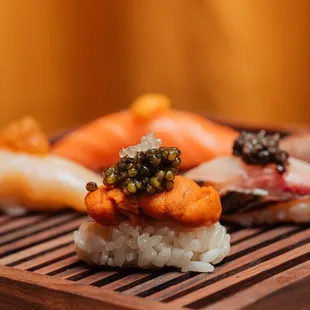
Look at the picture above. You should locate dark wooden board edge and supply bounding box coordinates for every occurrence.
[0,266,181,310]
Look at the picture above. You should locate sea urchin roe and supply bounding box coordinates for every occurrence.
[233,130,288,174]
[102,147,182,196]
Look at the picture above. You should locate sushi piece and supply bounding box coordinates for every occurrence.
[74,134,230,272]
[0,117,101,213]
[52,93,238,170]
[185,130,310,225]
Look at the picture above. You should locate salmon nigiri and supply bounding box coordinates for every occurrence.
[52,94,238,170]
[0,117,101,213]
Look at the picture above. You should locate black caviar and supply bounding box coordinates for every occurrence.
[86,181,98,192]
[233,130,288,173]
[102,147,181,195]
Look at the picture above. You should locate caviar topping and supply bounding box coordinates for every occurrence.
[86,181,98,192]
[102,146,181,195]
[233,130,288,174]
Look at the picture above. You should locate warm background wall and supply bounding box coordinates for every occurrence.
[0,0,309,133]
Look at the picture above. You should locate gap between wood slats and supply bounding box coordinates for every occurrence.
[145,227,306,301]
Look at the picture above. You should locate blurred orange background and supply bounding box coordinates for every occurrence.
[0,0,309,133]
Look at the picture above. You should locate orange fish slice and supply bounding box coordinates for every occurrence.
[52,94,238,170]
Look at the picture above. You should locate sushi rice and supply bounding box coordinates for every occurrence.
[74,220,230,273]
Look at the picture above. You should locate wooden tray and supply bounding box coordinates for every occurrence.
[1,123,310,310]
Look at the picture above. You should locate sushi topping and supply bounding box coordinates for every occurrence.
[0,116,49,155]
[103,146,181,195]
[119,133,162,158]
[233,130,289,174]
[86,181,98,192]
[130,93,171,120]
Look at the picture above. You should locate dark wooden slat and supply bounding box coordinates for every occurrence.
[14,243,76,270]
[118,272,182,295]
[102,272,155,290]
[230,228,265,245]
[35,255,82,275]
[77,271,118,285]
[205,260,310,310]
[0,214,19,225]
[0,213,79,246]
[0,216,86,258]
[227,226,296,257]
[170,234,310,307]
[0,266,176,310]
[0,214,47,236]
[146,227,307,302]
[0,232,74,265]
[56,265,92,280]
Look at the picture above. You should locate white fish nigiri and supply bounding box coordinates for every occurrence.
[0,116,101,213]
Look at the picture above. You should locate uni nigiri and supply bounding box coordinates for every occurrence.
[0,117,101,213]
[52,94,238,170]
[74,134,230,272]
[185,131,310,225]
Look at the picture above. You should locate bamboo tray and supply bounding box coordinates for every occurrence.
[1,123,310,310]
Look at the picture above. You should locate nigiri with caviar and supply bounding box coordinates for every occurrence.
[74,133,230,272]
[185,130,310,225]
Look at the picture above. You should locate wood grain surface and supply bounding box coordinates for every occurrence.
[0,210,309,309]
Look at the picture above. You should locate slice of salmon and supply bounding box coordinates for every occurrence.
[52,95,238,170]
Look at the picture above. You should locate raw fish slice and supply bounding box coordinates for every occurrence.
[52,94,238,170]
[184,156,310,223]
[0,117,101,213]
[280,133,310,164]
[0,151,101,212]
